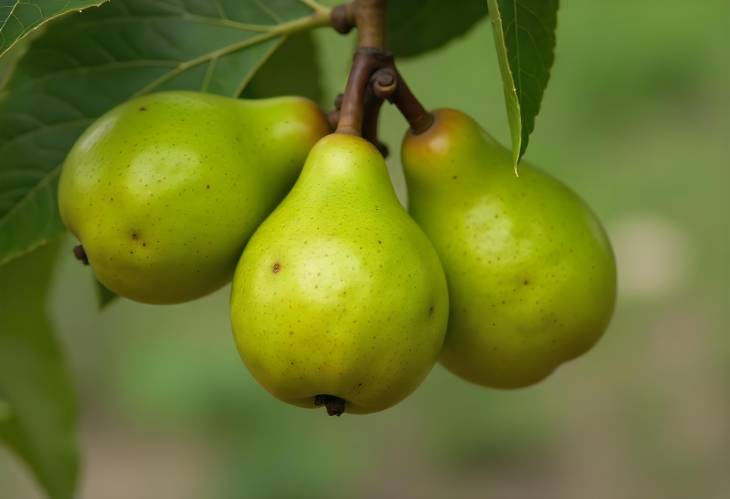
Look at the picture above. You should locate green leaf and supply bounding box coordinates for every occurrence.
[94,278,116,309]
[242,31,323,103]
[0,398,10,422]
[488,0,558,165]
[0,241,79,499]
[0,0,109,59]
[388,0,488,57]
[0,29,28,90]
[0,0,330,267]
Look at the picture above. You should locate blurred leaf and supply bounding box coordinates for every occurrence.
[0,0,331,267]
[488,0,558,165]
[0,30,30,91]
[94,278,116,309]
[0,0,108,58]
[0,398,10,422]
[388,0,488,57]
[0,241,79,499]
[242,31,323,103]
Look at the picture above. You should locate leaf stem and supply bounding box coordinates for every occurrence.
[298,0,332,16]
[133,9,332,97]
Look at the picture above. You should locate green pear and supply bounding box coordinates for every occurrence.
[230,134,449,415]
[402,109,616,389]
[58,91,329,304]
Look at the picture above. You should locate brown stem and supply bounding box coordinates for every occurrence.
[328,68,393,155]
[326,93,343,132]
[333,0,389,136]
[389,69,434,134]
[361,68,397,156]
[327,110,340,132]
[354,0,387,49]
[361,86,387,156]
[361,86,382,143]
[335,48,392,135]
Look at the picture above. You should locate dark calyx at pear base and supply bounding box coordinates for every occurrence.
[314,394,346,416]
[73,245,89,265]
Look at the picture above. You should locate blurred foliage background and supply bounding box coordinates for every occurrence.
[1,0,729,497]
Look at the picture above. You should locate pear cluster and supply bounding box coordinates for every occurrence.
[58,92,616,416]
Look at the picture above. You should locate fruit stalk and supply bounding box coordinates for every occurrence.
[328,64,395,155]
[361,68,396,156]
[388,69,434,134]
[334,0,390,136]
[336,48,392,135]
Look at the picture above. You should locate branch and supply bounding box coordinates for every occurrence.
[354,0,387,49]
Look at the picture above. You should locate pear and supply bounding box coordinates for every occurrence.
[230,134,449,415]
[58,91,329,304]
[401,109,616,389]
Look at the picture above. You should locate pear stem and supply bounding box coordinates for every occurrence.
[388,69,434,134]
[334,0,389,136]
[335,48,392,135]
[361,68,396,156]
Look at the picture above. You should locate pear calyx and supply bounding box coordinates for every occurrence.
[314,395,346,417]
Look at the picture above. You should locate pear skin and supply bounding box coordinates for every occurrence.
[230,134,449,414]
[58,91,328,304]
[402,109,616,389]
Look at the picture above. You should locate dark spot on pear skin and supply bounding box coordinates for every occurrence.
[272,262,281,273]
[131,232,139,240]
[523,279,530,285]
[139,107,147,112]
[429,305,434,316]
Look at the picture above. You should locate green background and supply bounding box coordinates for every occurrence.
[1,0,728,497]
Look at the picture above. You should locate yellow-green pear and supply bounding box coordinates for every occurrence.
[230,134,449,415]
[58,91,329,304]
[402,109,616,389]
